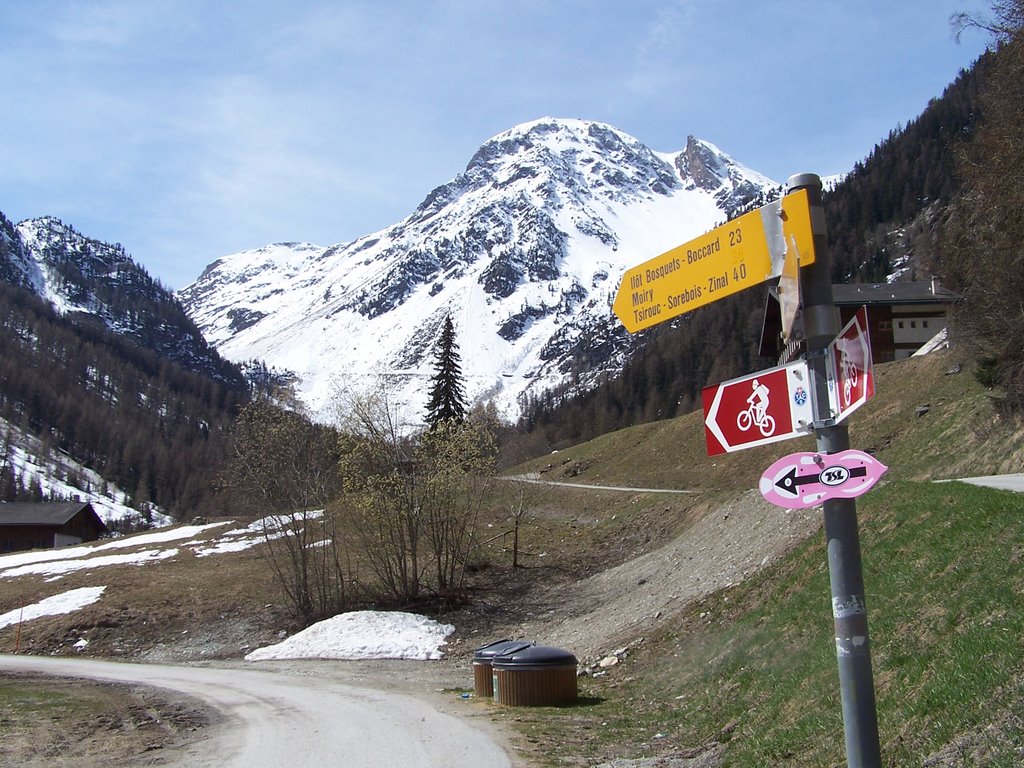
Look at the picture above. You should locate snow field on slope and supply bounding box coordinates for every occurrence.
[210,184,737,424]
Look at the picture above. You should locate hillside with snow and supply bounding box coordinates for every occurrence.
[179,118,779,423]
[0,416,163,527]
[1,213,243,386]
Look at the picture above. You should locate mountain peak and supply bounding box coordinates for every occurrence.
[2,216,244,386]
[180,118,778,422]
[675,135,779,217]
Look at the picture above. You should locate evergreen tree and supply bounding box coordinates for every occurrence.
[424,315,467,429]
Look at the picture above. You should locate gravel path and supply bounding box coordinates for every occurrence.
[0,655,513,768]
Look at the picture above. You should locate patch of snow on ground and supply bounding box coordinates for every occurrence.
[0,586,106,629]
[0,524,228,573]
[191,536,267,557]
[912,328,949,356]
[0,521,460,664]
[188,512,321,557]
[95,522,233,549]
[244,611,455,662]
[0,522,229,571]
[246,510,325,533]
[1,549,179,580]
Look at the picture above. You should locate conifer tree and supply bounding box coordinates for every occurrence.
[424,315,467,429]
[939,2,1024,411]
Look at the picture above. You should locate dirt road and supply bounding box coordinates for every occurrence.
[0,655,511,767]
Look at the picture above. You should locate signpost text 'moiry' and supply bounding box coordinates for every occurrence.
[612,188,816,333]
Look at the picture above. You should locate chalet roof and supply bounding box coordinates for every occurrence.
[0,502,106,530]
[830,281,958,306]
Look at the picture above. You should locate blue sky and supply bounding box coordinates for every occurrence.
[1,1,993,289]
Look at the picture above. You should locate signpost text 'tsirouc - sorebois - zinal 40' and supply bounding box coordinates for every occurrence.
[612,187,815,333]
[613,174,884,768]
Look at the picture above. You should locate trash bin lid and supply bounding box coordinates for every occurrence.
[473,639,533,661]
[492,644,577,668]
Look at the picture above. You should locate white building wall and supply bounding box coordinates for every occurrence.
[892,304,947,360]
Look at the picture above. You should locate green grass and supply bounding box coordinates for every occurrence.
[0,676,85,717]
[493,349,1024,765]
[514,479,1024,766]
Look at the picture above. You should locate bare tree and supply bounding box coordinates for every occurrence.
[496,476,553,569]
[952,0,1024,43]
[225,399,347,622]
[335,383,496,604]
[336,384,426,602]
[418,419,496,596]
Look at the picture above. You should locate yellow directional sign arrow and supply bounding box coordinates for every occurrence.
[613,188,816,333]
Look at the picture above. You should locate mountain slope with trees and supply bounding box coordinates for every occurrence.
[0,212,250,519]
[0,282,245,517]
[935,2,1024,410]
[519,43,1004,450]
[5,214,244,387]
[3,7,1019,521]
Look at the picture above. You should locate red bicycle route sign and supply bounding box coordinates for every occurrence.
[702,361,814,456]
[827,305,875,423]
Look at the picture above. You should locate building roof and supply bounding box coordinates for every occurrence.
[830,281,958,306]
[0,502,106,530]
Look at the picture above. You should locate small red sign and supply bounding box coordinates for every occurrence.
[703,361,814,456]
[828,305,875,422]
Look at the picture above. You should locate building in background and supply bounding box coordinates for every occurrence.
[760,279,957,365]
[0,502,108,551]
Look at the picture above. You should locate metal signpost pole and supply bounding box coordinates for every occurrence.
[787,173,882,767]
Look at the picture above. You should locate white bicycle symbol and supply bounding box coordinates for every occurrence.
[737,402,776,437]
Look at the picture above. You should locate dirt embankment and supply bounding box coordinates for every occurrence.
[501,490,819,664]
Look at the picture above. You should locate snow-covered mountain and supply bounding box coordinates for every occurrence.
[1,214,241,385]
[179,118,779,422]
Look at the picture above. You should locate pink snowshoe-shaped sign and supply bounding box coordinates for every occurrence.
[759,449,888,509]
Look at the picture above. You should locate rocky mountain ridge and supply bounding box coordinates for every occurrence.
[179,118,779,422]
[1,213,242,387]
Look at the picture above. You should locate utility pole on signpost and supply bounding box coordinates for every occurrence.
[788,173,882,767]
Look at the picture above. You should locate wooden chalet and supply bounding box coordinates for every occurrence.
[760,279,958,365]
[0,502,108,552]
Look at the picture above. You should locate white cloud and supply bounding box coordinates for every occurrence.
[0,0,994,289]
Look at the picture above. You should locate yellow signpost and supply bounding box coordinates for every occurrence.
[613,188,817,333]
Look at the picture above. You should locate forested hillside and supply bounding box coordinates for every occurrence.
[826,52,991,283]
[2,213,245,387]
[935,8,1024,410]
[0,208,255,517]
[0,282,246,517]
[520,50,993,450]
